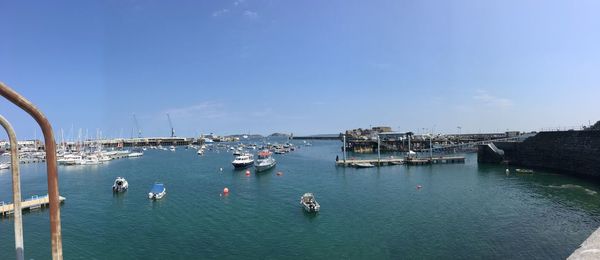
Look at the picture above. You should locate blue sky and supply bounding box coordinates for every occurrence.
[1,0,599,139]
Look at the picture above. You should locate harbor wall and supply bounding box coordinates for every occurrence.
[479,131,600,178]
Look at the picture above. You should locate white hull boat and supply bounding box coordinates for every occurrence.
[148,183,166,200]
[255,150,276,172]
[112,177,129,192]
[300,193,320,213]
[232,153,254,169]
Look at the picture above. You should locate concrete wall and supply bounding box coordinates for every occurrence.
[480,131,600,178]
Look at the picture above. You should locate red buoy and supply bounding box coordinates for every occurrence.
[245,170,251,176]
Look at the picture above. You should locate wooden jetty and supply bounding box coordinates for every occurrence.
[0,195,66,216]
[336,156,465,167]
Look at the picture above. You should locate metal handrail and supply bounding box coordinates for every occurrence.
[0,82,63,260]
[0,114,24,260]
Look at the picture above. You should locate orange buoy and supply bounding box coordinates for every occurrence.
[245,170,251,176]
[223,187,229,194]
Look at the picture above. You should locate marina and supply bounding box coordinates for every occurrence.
[1,140,598,259]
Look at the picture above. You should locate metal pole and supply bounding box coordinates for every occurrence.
[0,115,24,260]
[377,134,381,166]
[343,134,347,163]
[0,82,63,260]
[430,135,433,159]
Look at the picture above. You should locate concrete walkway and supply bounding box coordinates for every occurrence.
[569,227,600,259]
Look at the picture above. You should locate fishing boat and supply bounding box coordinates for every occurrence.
[148,183,166,200]
[112,177,129,192]
[232,153,254,169]
[300,193,320,213]
[354,162,375,168]
[255,150,276,172]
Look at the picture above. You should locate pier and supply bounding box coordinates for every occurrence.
[336,156,465,167]
[0,195,66,216]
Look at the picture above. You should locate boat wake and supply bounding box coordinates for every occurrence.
[547,184,597,195]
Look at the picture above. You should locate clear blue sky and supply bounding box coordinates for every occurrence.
[1,0,599,139]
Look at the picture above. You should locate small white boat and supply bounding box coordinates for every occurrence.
[354,162,375,168]
[148,183,166,200]
[255,150,276,172]
[169,146,176,152]
[516,168,534,174]
[58,154,83,165]
[0,162,10,170]
[300,193,320,213]
[112,177,128,192]
[232,153,254,169]
[197,149,204,155]
[129,148,144,157]
[81,155,100,165]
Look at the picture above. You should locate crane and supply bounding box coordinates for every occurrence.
[167,113,175,137]
[133,113,142,138]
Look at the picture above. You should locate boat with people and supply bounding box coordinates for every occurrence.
[255,150,276,172]
[300,193,320,213]
[148,183,166,200]
[232,153,254,169]
[112,177,129,192]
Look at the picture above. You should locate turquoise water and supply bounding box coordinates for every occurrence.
[1,140,600,259]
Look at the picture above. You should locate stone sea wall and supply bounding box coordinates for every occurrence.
[479,131,600,178]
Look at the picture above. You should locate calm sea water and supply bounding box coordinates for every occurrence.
[1,140,600,259]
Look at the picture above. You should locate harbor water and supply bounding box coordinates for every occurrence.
[1,140,600,259]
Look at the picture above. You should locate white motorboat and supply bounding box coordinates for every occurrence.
[0,162,10,170]
[129,148,144,157]
[148,183,166,200]
[112,177,129,192]
[232,153,254,169]
[58,154,83,165]
[255,150,276,172]
[169,146,176,152]
[81,155,100,165]
[354,162,375,168]
[300,193,320,213]
[197,149,204,155]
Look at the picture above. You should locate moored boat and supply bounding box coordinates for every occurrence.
[0,162,9,170]
[148,183,166,200]
[112,177,129,192]
[255,150,276,172]
[300,193,320,212]
[354,162,375,168]
[129,148,144,157]
[232,153,254,169]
